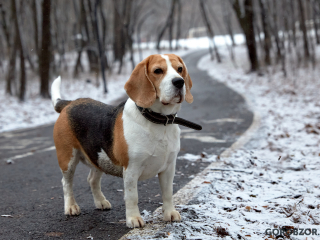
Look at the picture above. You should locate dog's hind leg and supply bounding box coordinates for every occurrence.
[87,168,112,210]
[61,148,81,215]
[54,111,82,215]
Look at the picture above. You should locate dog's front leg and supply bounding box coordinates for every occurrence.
[158,160,181,222]
[123,169,145,228]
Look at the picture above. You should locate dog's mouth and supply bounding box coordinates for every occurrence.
[161,93,183,105]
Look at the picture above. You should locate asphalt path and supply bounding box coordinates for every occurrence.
[0,50,253,240]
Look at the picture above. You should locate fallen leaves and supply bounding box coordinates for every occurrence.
[305,123,320,134]
[215,226,230,237]
[223,205,237,212]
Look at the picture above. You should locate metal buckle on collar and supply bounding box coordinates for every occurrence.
[164,115,169,126]
[172,114,176,124]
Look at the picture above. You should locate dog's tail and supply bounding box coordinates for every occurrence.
[51,76,71,113]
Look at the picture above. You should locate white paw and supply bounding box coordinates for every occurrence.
[65,204,81,215]
[126,216,145,228]
[163,210,181,222]
[95,199,112,210]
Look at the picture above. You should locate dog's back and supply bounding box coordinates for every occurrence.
[52,77,127,178]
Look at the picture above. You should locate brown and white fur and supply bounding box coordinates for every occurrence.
[51,54,193,228]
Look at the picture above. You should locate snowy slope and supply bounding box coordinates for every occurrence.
[128,45,320,239]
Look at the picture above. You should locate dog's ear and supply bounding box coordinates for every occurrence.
[124,57,156,108]
[177,56,193,104]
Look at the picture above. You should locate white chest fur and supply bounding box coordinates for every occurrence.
[122,99,181,181]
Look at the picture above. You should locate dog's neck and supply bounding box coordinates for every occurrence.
[149,99,181,115]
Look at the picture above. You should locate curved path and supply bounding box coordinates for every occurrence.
[0,50,253,239]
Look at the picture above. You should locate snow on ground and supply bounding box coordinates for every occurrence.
[136,46,320,239]
[0,49,191,133]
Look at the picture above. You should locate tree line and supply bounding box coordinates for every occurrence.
[1,0,319,101]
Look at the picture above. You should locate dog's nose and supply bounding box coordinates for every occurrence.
[172,78,184,89]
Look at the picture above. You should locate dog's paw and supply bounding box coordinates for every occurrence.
[95,199,112,210]
[65,204,81,215]
[163,210,181,222]
[126,216,145,228]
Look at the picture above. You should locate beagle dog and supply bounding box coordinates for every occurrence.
[51,54,193,228]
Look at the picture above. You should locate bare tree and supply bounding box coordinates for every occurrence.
[0,3,11,53]
[39,0,51,98]
[290,0,297,47]
[156,0,177,50]
[175,0,182,50]
[31,0,39,65]
[270,0,282,62]
[12,0,26,101]
[312,0,320,44]
[1,2,15,95]
[113,0,125,69]
[221,0,236,46]
[92,0,107,93]
[6,36,17,96]
[259,0,271,65]
[298,0,310,59]
[199,0,221,63]
[123,0,134,70]
[73,0,86,77]
[230,0,259,71]
[137,10,154,61]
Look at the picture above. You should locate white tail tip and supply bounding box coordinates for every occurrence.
[51,76,61,108]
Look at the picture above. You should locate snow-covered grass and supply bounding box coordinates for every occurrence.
[0,49,191,133]
[130,45,320,239]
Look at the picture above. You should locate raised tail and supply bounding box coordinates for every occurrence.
[51,76,71,113]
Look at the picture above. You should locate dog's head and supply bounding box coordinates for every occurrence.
[124,54,193,110]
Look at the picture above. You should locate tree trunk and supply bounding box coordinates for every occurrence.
[99,0,107,48]
[175,0,181,50]
[122,0,134,71]
[93,0,107,93]
[39,0,51,98]
[297,0,310,59]
[156,0,176,50]
[259,0,271,65]
[168,0,176,50]
[31,0,39,62]
[137,10,154,61]
[113,0,125,63]
[73,0,86,77]
[98,0,109,71]
[230,0,259,71]
[290,0,297,46]
[272,0,282,62]
[6,34,18,96]
[0,3,11,53]
[12,0,26,101]
[221,0,236,46]
[199,0,221,63]
[313,0,320,44]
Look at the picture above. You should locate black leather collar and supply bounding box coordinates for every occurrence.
[135,104,202,131]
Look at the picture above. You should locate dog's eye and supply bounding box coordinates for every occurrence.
[154,69,163,74]
[178,67,183,73]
